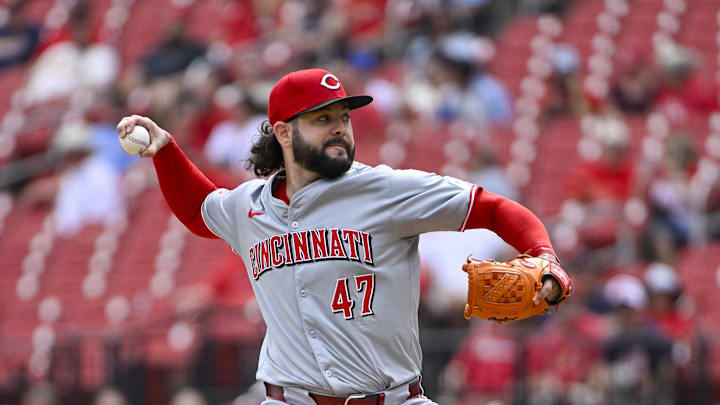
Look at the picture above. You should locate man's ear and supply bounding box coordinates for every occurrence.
[273,121,292,148]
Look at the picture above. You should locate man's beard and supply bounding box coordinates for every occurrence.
[292,124,355,179]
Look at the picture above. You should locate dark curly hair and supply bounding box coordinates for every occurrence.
[246,120,285,177]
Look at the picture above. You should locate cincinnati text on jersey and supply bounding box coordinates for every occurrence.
[248,228,375,280]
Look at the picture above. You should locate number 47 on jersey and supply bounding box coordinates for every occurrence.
[331,274,375,319]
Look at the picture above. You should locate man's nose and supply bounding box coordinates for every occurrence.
[331,119,347,135]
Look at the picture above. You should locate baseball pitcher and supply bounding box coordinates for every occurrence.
[117,69,571,405]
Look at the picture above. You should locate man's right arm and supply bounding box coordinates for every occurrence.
[117,115,218,239]
[153,139,218,238]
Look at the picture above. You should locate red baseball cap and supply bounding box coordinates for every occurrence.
[268,68,373,125]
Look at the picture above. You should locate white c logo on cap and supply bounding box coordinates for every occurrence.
[320,73,341,90]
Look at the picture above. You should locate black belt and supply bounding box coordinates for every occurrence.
[264,378,423,405]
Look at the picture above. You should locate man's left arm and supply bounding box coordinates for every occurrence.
[462,187,570,305]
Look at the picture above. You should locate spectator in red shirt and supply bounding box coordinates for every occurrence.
[216,0,260,48]
[439,322,517,403]
[654,42,719,121]
[565,116,636,250]
[566,116,634,204]
[173,249,253,317]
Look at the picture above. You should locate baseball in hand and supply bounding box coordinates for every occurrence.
[120,125,150,155]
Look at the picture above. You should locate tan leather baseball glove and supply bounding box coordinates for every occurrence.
[462,254,572,322]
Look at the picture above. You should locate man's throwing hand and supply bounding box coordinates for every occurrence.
[117,115,171,158]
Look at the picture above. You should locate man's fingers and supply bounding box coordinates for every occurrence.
[132,115,156,133]
[117,117,136,138]
[534,279,553,306]
[117,115,155,138]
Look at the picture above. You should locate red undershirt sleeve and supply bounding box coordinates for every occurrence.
[152,139,219,239]
[463,188,557,258]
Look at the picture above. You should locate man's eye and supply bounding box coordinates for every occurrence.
[317,115,328,122]
[342,114,350,121]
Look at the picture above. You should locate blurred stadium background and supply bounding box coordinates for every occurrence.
[1,0,720,404]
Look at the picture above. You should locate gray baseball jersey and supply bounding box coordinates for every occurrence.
[201,162,476,395]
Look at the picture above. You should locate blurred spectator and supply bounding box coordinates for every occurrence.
[0,1,41,71]
[407,41,510,126]
[567,115,635,203]
[177,60,230,151]
[439,322,517,403]
[470,63,514,126]
[20,383,55,405]
[640,134,698,262]
[602,272,648,311]
[173,249,252,318]
[212,0,260,49]
[434,32,513,125]
[643,262,704,402]
[141,20,205,80]
[525,306,610,405]
[526,306,609,389]
[18,93,133,236]
[611,45,657,114]
[346,0,388,46]
[296,0,388,54]
[124,19,206,124]
[643,263,691,340]
[51,119,128,236]
[404,6,455,69]
[543,43,587,118]
[602,274,673,405]
[565,116,635,251]
[469,150,519,201]
[203,86,269,176]
[23,2,119,105]
[654,42,719,122]
[358,64,402,123]
[169,387,207,405]
[93,387,128,405]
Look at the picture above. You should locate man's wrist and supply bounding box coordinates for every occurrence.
[528,246,558,262]
[538,252,560,265]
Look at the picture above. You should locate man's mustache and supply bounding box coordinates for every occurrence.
[323,137,352,151]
